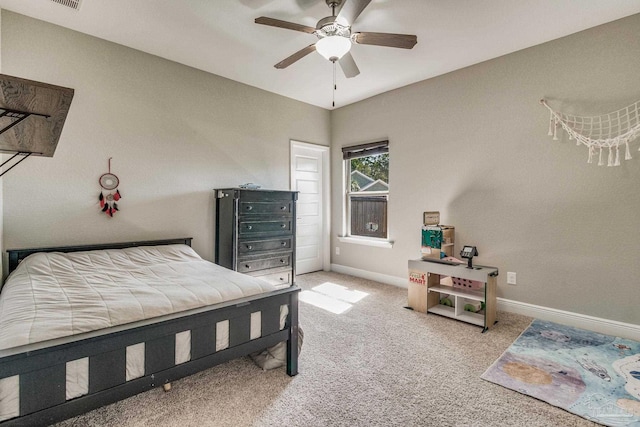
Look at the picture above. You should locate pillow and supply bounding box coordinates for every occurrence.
[250,326,304,370]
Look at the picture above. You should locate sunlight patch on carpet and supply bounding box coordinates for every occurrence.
[481,319,640,426]
[299,282,369,314]
[313,282,368,303]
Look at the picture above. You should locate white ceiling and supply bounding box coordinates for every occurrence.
[1,0,639,110]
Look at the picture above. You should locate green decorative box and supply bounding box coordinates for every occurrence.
[421,225,454,259]
[422,226,443,249]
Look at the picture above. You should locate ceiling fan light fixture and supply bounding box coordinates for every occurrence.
[316,36,351,61]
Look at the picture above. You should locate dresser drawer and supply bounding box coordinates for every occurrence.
[238,218,293,236]
[238,237,292,254]
[237,252,292,273]
[240,201,293,215]
[253,270,292,288]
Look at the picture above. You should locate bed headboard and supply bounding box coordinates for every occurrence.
[6,237,193,274]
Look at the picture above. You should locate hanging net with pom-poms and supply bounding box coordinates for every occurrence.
[541,99,640,166]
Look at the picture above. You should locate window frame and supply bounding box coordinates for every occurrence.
[341,140,392,246]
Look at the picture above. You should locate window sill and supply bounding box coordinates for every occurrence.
[337,236,394,248]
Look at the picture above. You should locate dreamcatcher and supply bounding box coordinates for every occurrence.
[98,158,122,217]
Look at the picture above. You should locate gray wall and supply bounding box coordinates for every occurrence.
[0,11,330,263]
[2,10,639,325]
[331,14,640,325]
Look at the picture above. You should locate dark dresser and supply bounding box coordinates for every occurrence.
[215,188,297,289]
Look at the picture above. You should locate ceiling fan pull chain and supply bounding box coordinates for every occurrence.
[332,60,337,107]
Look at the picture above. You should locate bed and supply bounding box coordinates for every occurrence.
[0,237,300,426]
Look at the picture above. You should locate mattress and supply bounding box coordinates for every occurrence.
[0,244,292,422]
[0,244,278,351]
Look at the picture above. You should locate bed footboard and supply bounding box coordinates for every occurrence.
[0,286,300,426]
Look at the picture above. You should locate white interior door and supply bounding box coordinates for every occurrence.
[290,141,329,275]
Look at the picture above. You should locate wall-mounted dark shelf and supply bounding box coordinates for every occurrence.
[0,74,74,177]
[0,107,49,177]
[0,107,50,136]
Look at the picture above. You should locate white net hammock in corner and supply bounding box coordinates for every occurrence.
[541,99,640,166]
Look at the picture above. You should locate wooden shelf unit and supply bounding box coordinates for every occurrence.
[407,259,498,332]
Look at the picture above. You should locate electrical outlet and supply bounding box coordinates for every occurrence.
[335,247,340,255]
[507,272,517,285]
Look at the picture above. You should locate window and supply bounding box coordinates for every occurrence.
[343,141,389,239]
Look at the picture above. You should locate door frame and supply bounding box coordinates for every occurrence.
[290,140,331,272]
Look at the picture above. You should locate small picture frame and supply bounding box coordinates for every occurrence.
[423,211,440,226]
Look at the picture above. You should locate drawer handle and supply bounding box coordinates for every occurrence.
[247,225,253,230]
[245,264,251,269]
[246,245,253,250]
[246,206,253,211]
[280,206,287,210]
[280,224,286,228]
[281,241,287,246]
[279,277,285,281]
[280,259,286,264]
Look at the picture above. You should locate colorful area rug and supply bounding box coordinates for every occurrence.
[482,320,640,426]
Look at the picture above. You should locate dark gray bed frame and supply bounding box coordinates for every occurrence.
[0,237,300,426]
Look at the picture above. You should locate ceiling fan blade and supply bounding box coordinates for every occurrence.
[336,0,372,26]
[255,16,317,34]
[275,44,317,69]
[338,52,360,78]
[353,32,417,49]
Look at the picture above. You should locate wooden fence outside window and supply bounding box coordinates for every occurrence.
[350,195,388,238]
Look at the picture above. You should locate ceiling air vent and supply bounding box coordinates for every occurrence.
[50,0,81,10]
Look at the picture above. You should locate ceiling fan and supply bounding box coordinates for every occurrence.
[255,0,417,78]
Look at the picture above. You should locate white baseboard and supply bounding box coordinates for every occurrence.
[496,298,640,341]
[331,263,407,288]
[330,263,640,341]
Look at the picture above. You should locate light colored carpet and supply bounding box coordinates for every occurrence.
[56,271,598,427]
